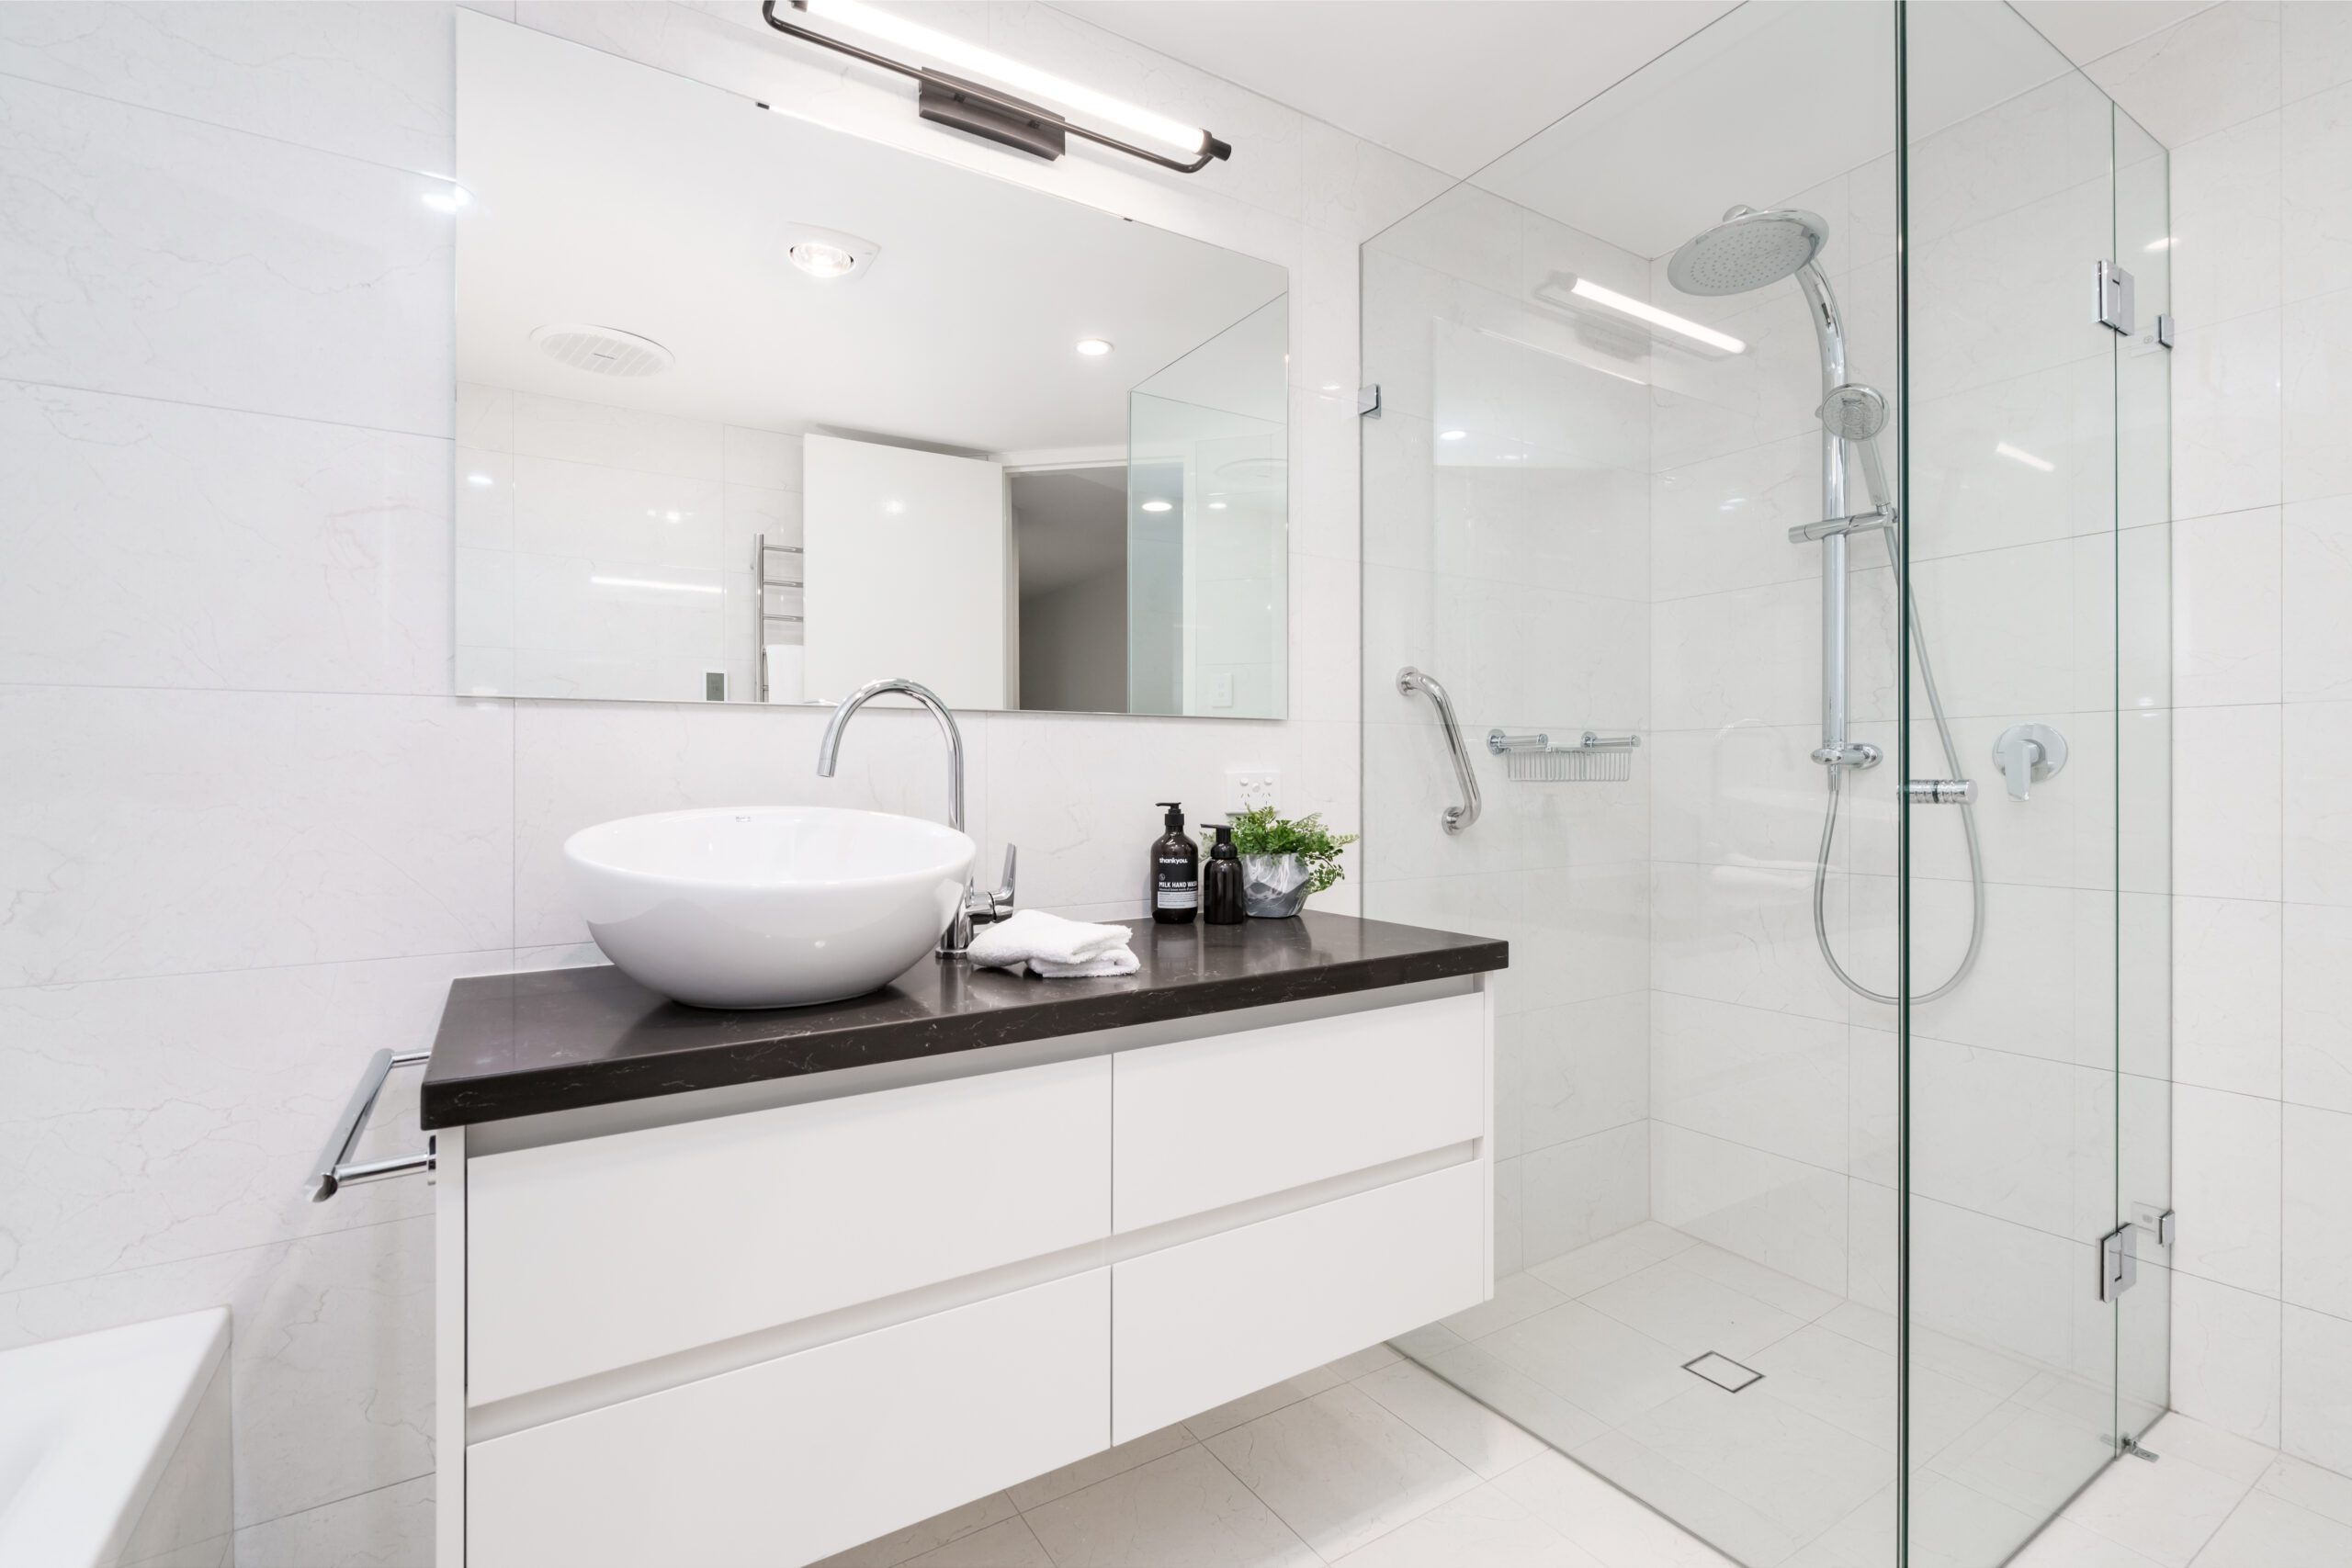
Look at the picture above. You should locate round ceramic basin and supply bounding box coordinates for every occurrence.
[563,807,976,1009]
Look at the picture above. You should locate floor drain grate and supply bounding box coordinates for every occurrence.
[1684,1351,1763,1393]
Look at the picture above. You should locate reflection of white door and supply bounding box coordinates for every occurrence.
[803,434,1009,709]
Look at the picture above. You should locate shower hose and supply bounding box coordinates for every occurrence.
[1812,525,1986,1005]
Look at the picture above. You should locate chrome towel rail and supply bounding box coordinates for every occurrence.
[1396,666,1482,835]
[308,1048,434,1201]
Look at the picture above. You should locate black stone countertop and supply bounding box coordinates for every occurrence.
[421,912,1507,1129]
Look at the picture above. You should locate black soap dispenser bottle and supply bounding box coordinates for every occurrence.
[1204,823,1245,925]
[1150,801,1198,924]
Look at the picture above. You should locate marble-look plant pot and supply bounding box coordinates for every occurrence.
[1240,853,1313,918]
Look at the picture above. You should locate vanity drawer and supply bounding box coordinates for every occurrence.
[468,1269,1110,1568]
[1111,1160,1487,1443]
[1112,990,1486,1232]
[467,1055,1110,1404]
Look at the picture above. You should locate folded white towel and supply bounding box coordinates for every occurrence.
[969,908,1136,976]
[1029,947,1142,979]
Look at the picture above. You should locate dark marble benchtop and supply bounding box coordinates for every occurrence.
[421,912,1507,1129]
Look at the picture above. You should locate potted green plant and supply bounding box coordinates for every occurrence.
[1226,807,1358,918]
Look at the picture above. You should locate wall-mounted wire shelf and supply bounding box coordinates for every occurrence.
[1487,728,1640,783]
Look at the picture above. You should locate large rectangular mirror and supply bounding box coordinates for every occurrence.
[455,18,1290,716]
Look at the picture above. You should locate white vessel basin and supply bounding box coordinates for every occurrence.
[564,807,976,1009]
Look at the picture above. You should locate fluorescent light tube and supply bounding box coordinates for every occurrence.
[800,0,1210,156]
[1559,275,1745,355]
[590,576,723,594]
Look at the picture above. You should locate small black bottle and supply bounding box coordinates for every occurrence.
[1203,823,1245,925]
[1150,801,1199,924]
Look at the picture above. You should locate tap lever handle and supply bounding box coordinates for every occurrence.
[1992,722,2067,803]
[968,843,1017,923]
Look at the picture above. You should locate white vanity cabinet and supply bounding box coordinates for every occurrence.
[435,979,1496,1568]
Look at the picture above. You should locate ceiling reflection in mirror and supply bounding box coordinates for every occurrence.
[455,18,1290,716]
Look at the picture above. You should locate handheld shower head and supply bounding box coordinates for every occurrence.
[1667,205,1830,296]
[1819,383,1888,441]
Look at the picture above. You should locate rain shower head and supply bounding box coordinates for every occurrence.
[1667,205,1830,296]
[1819,383,1889,441]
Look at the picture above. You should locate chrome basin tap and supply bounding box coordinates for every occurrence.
[816,677,1015,956]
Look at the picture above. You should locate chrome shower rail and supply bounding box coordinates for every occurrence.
[1396,667,1481,834]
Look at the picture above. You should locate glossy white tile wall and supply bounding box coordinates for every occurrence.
[0,2,1440,1559]
[2086,0,2352,1478]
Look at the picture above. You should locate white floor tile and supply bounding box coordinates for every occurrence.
[1327,1481,1606,1568]
[1580,1258,1811,1359]
[2062,1447,2254,1568]
[1526,1222,1698,1298]
[1203,1383,1480,1560]
[1494,1450,1740,1568]
[900,1515,1056,1568]
[1356,1359,1552,1478]
[1474,1300,1696,1427]
[1183,1366,1346,1440]
[2140,1411,2281,1487]
[1443,1269,1569,1339]
[1005,1425,1193,1513]
[815,1495,1020,1568]
[1419,1339,1612,1454]
[2007,1515,2165,1567]
[2191,1489,2352,1566]
[1021,1446,1318,1568]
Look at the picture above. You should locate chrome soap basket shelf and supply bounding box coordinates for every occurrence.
[1488,728,1640,783]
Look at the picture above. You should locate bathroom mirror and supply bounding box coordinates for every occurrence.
[454,18,1291,716]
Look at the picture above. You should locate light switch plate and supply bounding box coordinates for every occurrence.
[1226,769,1278,813]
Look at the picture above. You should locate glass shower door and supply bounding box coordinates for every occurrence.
[1896,6,2170,1562]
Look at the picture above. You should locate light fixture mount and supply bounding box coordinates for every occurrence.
[760,0,1231,174]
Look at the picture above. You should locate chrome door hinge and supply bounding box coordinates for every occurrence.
[2155,313,2176,349]
[1357,383,1382,419]
[2098,1223,2138,1303]
[2133,1201,2177,1247]
[2096,260,2137,335]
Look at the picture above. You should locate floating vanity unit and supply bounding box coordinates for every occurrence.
[419,912,1505,1568]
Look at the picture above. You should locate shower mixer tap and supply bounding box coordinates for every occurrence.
[1993,723,2068,801]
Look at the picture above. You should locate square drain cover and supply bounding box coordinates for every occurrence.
[1684,1351,1763,1393]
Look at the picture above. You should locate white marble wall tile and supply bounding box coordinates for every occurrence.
[2173,110,2282,328]
[1649,992,1845,1171]
[0,381,453,695]
[2172,1272,2284,1449]
[1647,1122,1845,1296]
[2284,901,2352,1112]
[2283,1103,2352,1318]
[1649,861,1850,1025]
[0,949,503,1293]
[2282,0,2352,103]
[1908,1036,2115,1243]
[2173,1084,2282,1296]
[2282,1303,2352,1476]
[2086,1,2282,148]
[0,687,512,987]
[1907,1196,2085,1380]
[2172,310,2283,521]
[0,1215,435,1529]
[1298,117,1453,246]
[2284,699,2352,904]
[1906,69,2115,246]
[1521,1122,1648,1269]
[1905,356,2116,562]
[1518,992,1647,1154]
[2173,507,2282,706]
[508,391,725,480]
[2282,288,2352,503]
[2172,704,2282,902]
[0,2,456,173]
[2282,84,2352,304]
[2284,493,2352,701]
[1649,434,1819,602]
[233,1474,435,1568]
[2173,896,2284,1098]
[0,73,455,437]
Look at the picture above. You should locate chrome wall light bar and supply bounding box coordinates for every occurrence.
[761,0,1233,174]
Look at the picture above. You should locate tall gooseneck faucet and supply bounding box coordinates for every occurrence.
[817,677,1013,956]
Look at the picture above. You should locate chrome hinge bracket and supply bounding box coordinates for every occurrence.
[2132,1202,2177,1247]
[2121,1433,2161,1461]
[2155,312,2176,349]
[2098,1222,2138,1303]
[1357,383,1382,419]
[2096,260,2136,335]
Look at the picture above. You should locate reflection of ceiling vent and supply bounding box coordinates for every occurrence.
[529,323,674,377]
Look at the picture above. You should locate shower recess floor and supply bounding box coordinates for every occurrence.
[1395,1221,2126,1568]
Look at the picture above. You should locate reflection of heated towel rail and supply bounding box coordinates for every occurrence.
[1396,667,1481,835]
[753,534,804,702]
[1487,728,1640,782]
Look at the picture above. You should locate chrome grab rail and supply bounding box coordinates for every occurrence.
[1396,667,1482,835]
[308,1048,434,1201]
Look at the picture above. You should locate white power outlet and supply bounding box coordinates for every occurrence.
[1226,768,1279,813]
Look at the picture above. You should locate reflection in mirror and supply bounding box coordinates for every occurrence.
[454,17,1289,716]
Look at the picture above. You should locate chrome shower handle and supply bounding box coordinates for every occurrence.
[1397,667,1482,835]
